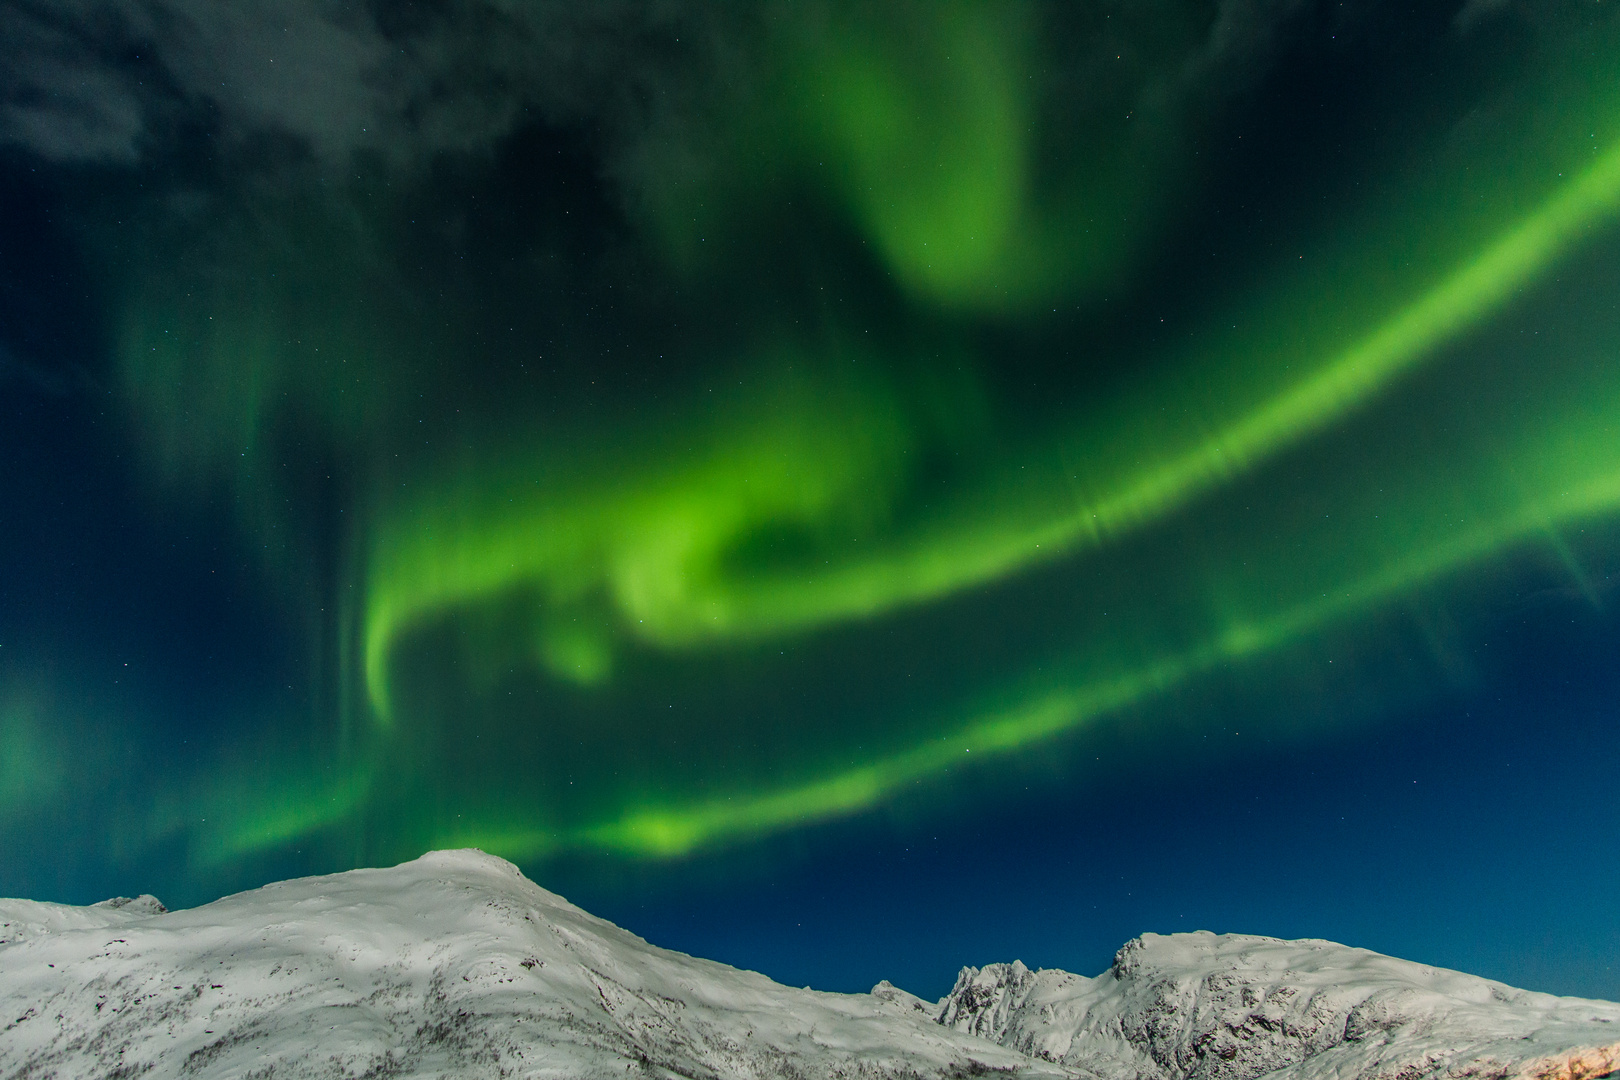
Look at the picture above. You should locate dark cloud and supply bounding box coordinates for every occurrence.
[0,0,1327,174]
[0,1,150,162]
[1182,0,1311,92]
[0,0,707,167]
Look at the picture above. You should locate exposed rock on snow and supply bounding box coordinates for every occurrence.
[1,851,1615,1080]
[936,933,1620,1080]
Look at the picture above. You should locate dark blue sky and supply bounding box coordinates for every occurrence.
[1,0,1617,1009]
[576,585,1620,1001]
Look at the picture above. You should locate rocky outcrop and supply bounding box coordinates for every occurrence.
[935,932,1620,1080]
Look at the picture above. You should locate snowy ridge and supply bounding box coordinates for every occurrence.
[1,852,1616,1080]
[0,850,1066,1079]
[0,893,167,948]
[936,934,1620,1080]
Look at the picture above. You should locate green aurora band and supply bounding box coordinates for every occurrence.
[404,312,1620,858]
[97,3,1620,872]
[364,127,1620,715]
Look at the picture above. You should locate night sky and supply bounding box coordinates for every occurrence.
[3,0,1619,1003]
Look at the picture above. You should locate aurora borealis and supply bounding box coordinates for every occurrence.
[3,0,1620,1000]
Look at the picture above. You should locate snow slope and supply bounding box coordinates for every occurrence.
[1,851,1615,1080]
[0,893,167,947]
[0,849,1067,1079]
[938,934,1620,1080]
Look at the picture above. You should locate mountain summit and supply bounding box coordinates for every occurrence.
[2,850,1614,1079]
[936,935,1619,1080]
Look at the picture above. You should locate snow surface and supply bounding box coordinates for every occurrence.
[1,850,1615,1080]
[0,849,1067,1079]
[0,894,167,948]
[937,934,1620,1080]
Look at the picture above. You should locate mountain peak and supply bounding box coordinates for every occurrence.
[939,930,1620,1080]
[2,853,1615,1080]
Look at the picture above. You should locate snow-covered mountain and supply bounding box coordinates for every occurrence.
[0,849,1070,1079]
[937,936,1620,1080]
[0,850,1614,1080]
